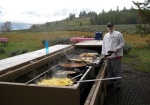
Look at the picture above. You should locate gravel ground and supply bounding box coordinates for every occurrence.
[103,62,150,105]
[122,62,150,99]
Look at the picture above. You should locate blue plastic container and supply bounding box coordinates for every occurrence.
[95,32,103,40]
[45,41,49,54]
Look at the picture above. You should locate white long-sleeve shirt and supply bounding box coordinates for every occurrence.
[101,30,125,58]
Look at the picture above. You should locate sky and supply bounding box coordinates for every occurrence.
[0,0,144,24]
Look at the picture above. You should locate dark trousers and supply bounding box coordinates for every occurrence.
[107,59,122,85]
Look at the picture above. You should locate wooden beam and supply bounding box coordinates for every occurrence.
[0,46,75,81]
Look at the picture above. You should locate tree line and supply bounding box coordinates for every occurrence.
[77,7,141,25]
[67,0,150,34]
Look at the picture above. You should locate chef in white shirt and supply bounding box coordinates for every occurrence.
[101,22,125,89]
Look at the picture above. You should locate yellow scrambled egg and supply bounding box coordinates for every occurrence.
[37,78,74,86]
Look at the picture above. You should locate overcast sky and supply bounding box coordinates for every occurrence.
[0,0,144,24]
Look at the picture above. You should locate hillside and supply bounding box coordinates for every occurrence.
[26,7,140,33]
[49,17,91,26]
[24,17,136,35]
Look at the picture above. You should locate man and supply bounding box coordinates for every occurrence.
[101,22,125,89]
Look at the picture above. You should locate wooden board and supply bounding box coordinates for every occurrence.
[0,45,72,72]
[75,40,103,47]
[84,61,107,105]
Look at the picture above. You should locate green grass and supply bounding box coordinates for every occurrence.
[0,31,91,59]
[0,41,40,59]
[123,48,150,72]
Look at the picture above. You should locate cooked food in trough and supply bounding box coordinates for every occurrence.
[79,53,97,57]
[70,57,93,63]
[69,59,82,62]
[37,78,74,86]
[81,57,93,60]
[82,59,93,63]
[60,63,85,68]
[57,70,76,75]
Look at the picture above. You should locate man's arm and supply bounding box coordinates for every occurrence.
[115,33,124,52]
[101,36,106,55]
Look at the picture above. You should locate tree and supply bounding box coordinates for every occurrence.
[89,7,139,25]
[116,6,119,12]
[79,11,83,18]
[69,13,75,20]
[4,21,12,32]
[30,25,36,29]
[45,22,51,27]
[133,0,150,34]
[82,11,87,17]
[90,17,94,25]
[66,18,68,22]
[80,22,82,26]
[0,21,12,32]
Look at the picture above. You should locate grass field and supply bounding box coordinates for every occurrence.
[0,31,150,72]
[123,48,150,72]
[0,31,92,59]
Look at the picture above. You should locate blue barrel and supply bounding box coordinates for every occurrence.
[95,32,103,40]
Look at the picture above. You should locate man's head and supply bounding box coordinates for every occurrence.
[107,22,114,33]
[107,22,114,27]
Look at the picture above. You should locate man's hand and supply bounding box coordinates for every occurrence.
[114,49,118,52]
[101,55,106,59]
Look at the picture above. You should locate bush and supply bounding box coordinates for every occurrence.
[8,49,29,57]
[8,50,20,57]
[0,48,5,54]
[145,38,150,48]
[41,37,72,46]
[123,43,132,55]
[21,49,29,54]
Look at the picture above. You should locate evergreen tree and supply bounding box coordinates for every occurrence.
[69,13,75,20]
[0,21,12,32]
[133,0,150,34]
